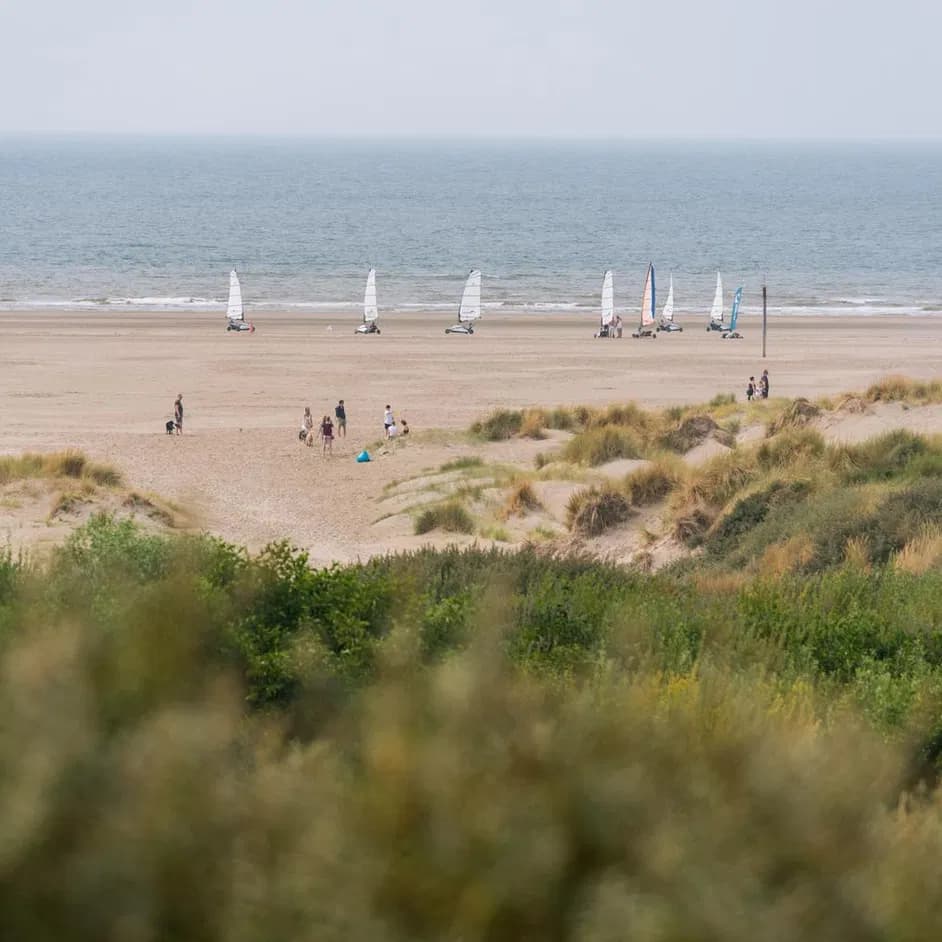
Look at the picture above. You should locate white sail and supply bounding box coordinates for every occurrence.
[600,270,614,326]
[459,269,482,322]
[662,274,675,323]
[226,270,244,322]
[709,272,724,324]
[364,268,378,323]
[640,263,656,327]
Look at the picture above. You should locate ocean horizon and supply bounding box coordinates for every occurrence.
[2,136,940,317]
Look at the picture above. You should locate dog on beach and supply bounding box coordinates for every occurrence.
[166,420,177,435]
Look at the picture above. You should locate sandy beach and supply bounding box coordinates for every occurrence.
[1,309,940,563]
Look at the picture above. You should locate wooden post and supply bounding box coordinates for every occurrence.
[762,281,768,358]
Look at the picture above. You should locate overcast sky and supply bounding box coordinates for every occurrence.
[3,0,940,137]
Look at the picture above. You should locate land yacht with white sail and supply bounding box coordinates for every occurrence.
[631,263,657,339]
[446,270,481,334]
[356,268,381,334]
[225,270,254,332]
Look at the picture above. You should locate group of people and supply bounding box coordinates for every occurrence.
[746,369,770,402]
[298,400,411,456]
[596,315,624,339]
[383,405,409,440]
[301,400,347,455]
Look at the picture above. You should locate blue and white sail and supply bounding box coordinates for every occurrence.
[729,286,743,332]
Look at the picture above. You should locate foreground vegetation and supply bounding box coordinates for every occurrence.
[4,506,942,937]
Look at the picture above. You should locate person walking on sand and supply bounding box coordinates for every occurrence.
[384,404,394,439]
[174,394,184,434]
[320,415,334,456]
[760,369,770,400]
[746,376,756,402]
[335,399,347,437]
[302,406,314,445]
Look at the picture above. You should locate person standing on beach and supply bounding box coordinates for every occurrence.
[302,406,314,445]
[335,399,347,437]
[384,404,394,439]
[746,377,756,402]
[320,415,334,456]
[760,370,770,400]
[174,394,184,434]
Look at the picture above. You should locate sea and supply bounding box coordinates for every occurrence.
[1,136,941,317]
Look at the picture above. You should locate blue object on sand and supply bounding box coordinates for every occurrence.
[356,450,371,463]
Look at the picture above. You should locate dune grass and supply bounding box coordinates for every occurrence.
[563,426,644,466]
[0,450,121,487]
[414,500,475,535]
[566,485,634,536]
[623,455,686,506]
[502,480,542,518]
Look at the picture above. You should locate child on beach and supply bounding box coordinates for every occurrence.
[320,415,334,455]
[746,377,755,402]
[384,405,394,439]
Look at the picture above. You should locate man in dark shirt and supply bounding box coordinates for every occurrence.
[335,399,347,437]
[760,370,770,400]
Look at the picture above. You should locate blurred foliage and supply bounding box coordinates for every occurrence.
[3,516,942,938]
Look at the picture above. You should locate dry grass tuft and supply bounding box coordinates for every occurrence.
[563,426,643,466]
[519,409,548,440]
[758,535,816,577]
[623,457,685,506]
[766,398,821,436]
[893,527,942,574]
[566,486,634,536]
[863,375,942,404]
[757,428,826,470]
[0,451,122,488]
[658,414,720,453]
[503,480,543,519]
[843,536,873,570]
[414,501,475,535]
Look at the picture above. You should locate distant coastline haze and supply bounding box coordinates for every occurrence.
[3,0,941,138]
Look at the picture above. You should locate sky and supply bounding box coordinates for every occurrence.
[3,0,941,138]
